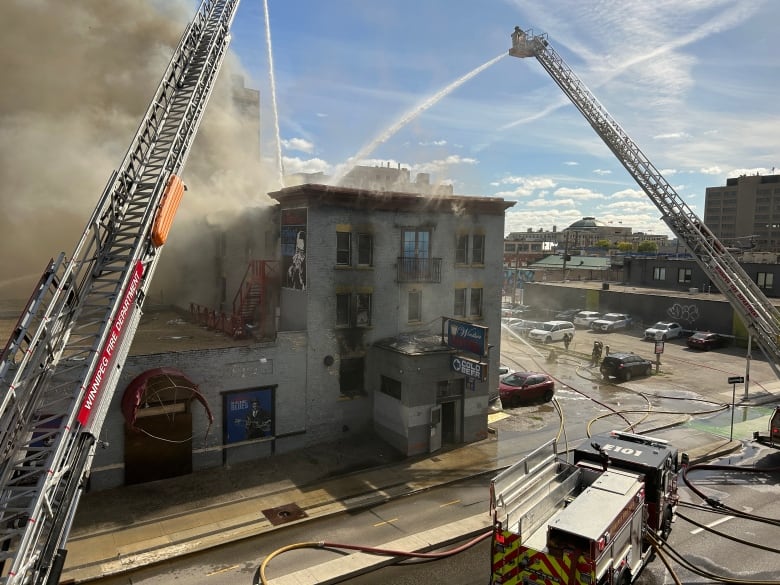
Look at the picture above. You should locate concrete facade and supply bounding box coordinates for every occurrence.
[85,184,512,490]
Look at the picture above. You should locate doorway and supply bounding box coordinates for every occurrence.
[440,400,461,444]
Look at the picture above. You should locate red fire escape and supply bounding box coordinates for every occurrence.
[191,260,278,339]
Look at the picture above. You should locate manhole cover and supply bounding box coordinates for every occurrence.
[262,503,307,526]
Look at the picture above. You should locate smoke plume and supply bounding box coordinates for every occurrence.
[0,0,277,308]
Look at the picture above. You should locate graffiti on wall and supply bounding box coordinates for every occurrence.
[666,303,700,325]
[281,208,307,290]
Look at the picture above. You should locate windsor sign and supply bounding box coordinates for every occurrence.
[444,317,489,357]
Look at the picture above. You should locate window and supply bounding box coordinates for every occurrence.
[653,267,666,280]
[408,290,422,322]
[457,234,484,264]
[403,229,430,259]
[472,235,485,264]
[470,288,483,317]
[677,268,692,284]
[336,293,351,326]
[356,293,372,326]
[454,288,466,316]
[357,233,373,266]
[340,358,365,397]
[455,235,468,264]
[336,231,351,266]
[380,375,402,400]
[336,292,372,327]
[758,272,774,290]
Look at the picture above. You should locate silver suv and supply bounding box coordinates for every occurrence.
[528,320,575,344]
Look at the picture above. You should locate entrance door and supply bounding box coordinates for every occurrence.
[429,405,442,453]
[125,404,192,485]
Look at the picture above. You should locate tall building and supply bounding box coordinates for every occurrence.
[705,174,780,251]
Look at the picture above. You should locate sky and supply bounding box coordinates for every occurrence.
[228,0,780,238]
[1,0,778,301]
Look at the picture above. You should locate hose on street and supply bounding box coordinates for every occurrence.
[253,528,493,585]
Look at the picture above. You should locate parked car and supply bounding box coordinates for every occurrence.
[573,310,601,328]
[591,313,633,332]
[498,364,515,378]
[528,320,576,344]
[554,308,582,320]
[507,319,544,338]
[643,321,684,340]
[499,371,555,406]
[687,331,728,351]
[600,352,653,381]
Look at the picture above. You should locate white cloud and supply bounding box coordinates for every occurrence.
[593,169,612,176]
[610,188,645,199]
[412,155,478,175]
[728,166,772,177]
[564,161,579,166]
[699,166,722,175]
[282,156,331,175]
[419,140,447,146]
[282,137,315,153]
[553,187,604,200]
[653,132,690,140]
[493,176,557,198]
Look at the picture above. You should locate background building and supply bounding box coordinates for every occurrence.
[705,173,780,251]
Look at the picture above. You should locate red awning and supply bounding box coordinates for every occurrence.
[121,367,213,432]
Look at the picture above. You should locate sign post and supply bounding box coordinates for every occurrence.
[654,337,664,372]
[727,375,745,440]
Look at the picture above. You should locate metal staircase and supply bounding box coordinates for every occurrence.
[509,26,780,377]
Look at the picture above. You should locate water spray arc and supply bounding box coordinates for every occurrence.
[263,0,284,188]
[330,52,506,185]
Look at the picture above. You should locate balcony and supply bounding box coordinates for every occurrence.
[397,256,442,283]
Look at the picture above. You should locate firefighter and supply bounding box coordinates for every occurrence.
[591,340,603,366]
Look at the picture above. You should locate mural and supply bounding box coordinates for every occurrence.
[503,268,535,292]
[281,207,307,290]
[666,302,700,324]
[224,387,274,444]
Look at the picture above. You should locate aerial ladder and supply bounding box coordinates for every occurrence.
[0,1,241,583]
[509,26,780,378]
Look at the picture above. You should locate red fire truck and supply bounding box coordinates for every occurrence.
[490,431,680,585]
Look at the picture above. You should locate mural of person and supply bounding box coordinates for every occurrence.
[286,230,306,290]
[244,400,271,439]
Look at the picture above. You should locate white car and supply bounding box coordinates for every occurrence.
[528,320,576,344]
[591,312,633,332]
[573,311,601,328]
[644,321,683,340]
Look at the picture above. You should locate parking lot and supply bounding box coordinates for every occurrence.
[501,321,779,401]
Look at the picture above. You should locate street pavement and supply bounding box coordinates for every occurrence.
[59,379,780,584]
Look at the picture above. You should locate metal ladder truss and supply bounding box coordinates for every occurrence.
[509,27,780,376]
[0,1,241,582]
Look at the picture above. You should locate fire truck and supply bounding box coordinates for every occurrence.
[753,405,780,448]
[0,1,241,583]
[490,431,680,585]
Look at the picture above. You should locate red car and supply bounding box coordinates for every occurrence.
[686,331,727,351]
[499,372,555,406]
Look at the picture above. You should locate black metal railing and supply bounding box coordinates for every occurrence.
[397,257,442,283]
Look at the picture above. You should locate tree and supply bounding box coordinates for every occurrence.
[595,239,611,249]
[637,240,658,253]
[617,241,634,252]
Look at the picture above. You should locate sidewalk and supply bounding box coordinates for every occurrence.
[59,390,774,584]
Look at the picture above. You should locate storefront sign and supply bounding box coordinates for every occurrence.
[445,318,489,357]
[451,355,487,381]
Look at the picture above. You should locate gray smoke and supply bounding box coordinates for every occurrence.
[0,0,277,308]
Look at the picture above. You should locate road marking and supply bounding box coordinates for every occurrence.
[373,518,398,527]
[690,515,734,534]
[207,565,239,576]
[440,499,460,508]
